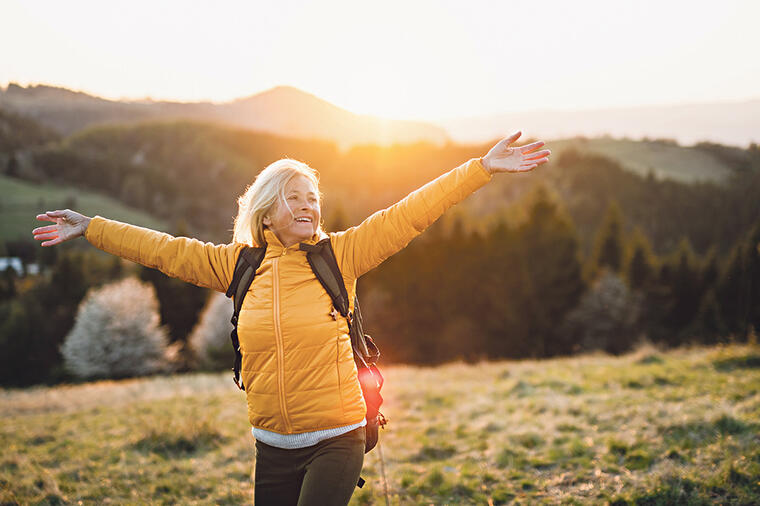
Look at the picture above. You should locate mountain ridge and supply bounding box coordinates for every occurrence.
[0,83,448,149]
[3,82,758,149]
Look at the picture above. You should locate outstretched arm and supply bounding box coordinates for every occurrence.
[33,209,243,292]
[333,132,550,279]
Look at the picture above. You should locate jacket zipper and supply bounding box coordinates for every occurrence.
[272,257,293,433]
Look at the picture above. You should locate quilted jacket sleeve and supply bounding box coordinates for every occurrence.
[84,217,245,292]
[332,157,492,279]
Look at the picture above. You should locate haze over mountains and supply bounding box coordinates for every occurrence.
[1,83,758,149]
[439,100,760,149]
[0,84,447,150]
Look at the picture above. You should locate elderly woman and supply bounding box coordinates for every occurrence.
[33,131,549,505]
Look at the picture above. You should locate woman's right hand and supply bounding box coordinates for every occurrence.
[33,209,92,246]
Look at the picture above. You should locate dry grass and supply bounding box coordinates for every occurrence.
[1,343,759,505]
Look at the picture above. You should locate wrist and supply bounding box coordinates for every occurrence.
[479,156,492,174]
[81,216,92,236]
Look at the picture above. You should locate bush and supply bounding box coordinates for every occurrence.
[61,277,171,379]
[188,291,234,370]
[560,270,642,354]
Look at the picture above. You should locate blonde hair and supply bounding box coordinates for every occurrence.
[233,158,322,246]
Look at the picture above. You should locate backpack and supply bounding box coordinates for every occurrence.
[225,238,387,458]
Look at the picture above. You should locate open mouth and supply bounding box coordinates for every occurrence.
[294,217,312,223]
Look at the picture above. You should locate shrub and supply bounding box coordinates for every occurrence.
[188,291,233,370]
[61,277,170,379]
[560,270,642,354]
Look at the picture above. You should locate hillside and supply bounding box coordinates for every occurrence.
[0,174,169,243]
[1,343,757,504]
[9,119,758,257]
[0,83,448,149]
[545,137,738,185]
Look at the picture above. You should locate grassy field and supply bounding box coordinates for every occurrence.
[1,343,758,505]
[0,174,168,243]
[545,138,735,185]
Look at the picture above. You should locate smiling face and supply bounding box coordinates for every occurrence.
[263,174,321,247]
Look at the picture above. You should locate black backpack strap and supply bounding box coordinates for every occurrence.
[301,239,386,463]
[226,245,266,390]
[299,240,378,367]
[299,239,350,317]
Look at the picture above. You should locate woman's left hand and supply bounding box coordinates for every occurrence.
[481,131,551,174]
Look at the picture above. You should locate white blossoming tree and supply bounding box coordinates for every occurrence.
[188,291,234,370]
[61,277,170,379]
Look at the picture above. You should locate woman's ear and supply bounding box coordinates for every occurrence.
[263,215,271,227]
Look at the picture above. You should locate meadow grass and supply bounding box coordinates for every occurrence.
[545,138,734,184]
[1,343,758,505]
[0,174,168,243]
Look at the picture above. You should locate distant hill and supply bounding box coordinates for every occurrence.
[0,83,448,149]
[4,82,758,150]
[0,107,59,153]
[7,118,756,258]
[2,107,758,257]
[544,137,741,185]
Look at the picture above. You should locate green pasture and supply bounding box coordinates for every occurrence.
[548,137,735,184]
[0,175,168,244]
[1,343,758,504]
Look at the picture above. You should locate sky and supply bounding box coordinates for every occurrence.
[1,0,759,121]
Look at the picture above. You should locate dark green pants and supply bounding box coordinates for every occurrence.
[253,426,365,506]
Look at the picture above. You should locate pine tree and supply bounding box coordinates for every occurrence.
[716,221,760,339]
[700,246,720,293]
[625,227,658,291]
[514,185,585,357]
[662,238,702,344]
[588,201,626,279]
[687,288,728,343]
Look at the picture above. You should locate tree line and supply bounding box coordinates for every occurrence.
[2,186,758,385]
[2,117,760,384]
[360,186,760,364]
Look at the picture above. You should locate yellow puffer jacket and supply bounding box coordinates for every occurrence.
[85,157,491,433]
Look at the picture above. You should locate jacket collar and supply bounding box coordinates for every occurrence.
[262,228,327,255]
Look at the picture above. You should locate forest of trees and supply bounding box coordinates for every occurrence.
[2,117,759,385]
[362,192,760,364]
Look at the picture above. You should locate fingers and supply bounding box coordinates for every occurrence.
[518,141,545,154]
[517,158,549,172]
[503,131,522,145]
[40,237,63,247]
[523,149,551,161]
[520,158,549,169]
[34,232,59,242]
[529,158,549,167]
[33,227,61,245]
[36,214,58,223]
[32,224,59,234]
